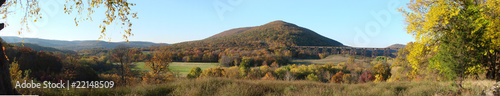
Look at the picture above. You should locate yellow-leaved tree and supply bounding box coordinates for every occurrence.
[400,0,500,90]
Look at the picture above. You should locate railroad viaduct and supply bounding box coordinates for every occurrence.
[291,46,402,57]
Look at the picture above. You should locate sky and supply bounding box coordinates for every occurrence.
[0,0,414,48]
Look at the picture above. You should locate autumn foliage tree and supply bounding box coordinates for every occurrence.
[331,71,344,83]
[111,45,143,85]
[400,0,500,87]
[398,1,500,92]
[143,46,173,84]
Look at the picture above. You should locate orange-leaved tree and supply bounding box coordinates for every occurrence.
[143,46,173,84]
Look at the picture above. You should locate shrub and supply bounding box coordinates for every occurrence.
[224,66,240,79]
[342,74,352,84]
[142,71,174,84]
[270,62,279,68]
[318,53,328,59]
[374,74,384,82]
[187,67,202,79]
[259,65,272,75]
[60,64,98,82]
[306,74,319,81]
[274,67,288,80]
[200,67,225,78]
[372,63,391,81]
[99,74,140,86]
[318,62,342,75]
[246,68,263,79]
[10,60,23,82]
[331,71,344,83]
[359,71,375,83]
[290,65,316,79]
[261,72,276,80]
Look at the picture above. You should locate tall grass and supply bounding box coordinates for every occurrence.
[20,78,491,96]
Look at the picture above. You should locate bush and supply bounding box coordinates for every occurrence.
[318,53,328,59]
[261,72,276,80]
[246,68,263,79]
[200,67,225,78]
[374,74,384,82]
[342,74,352,84]
[331,71,344,83]
[290,65,316,79]
[142,71,174,84]
[359,71,375,83]
[187,67,202,79]
[259,65,272,75]
[306,74,319,81]
[224,66,240,79]
[99,74,140,86]
[274,67,288,80]
[270,62,279,68]
[73,65,99,81]
[60,64,99,82]
[372,63,390,81]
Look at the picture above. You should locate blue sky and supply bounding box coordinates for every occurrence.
[0,0,413,48]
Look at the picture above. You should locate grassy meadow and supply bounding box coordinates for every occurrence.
[133,62,219,77]
[20,78,493,96]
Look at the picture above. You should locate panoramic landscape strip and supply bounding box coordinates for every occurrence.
[0,0,500,96]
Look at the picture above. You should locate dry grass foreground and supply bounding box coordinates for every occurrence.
[18,78,494,96]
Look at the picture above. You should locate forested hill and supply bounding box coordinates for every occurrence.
[1,36,168,51]
[10,43,76,54]
[169,20,345,49]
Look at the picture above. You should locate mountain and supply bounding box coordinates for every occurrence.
[170,20,344,49]
[10,43,76,54]
[386,44,406,49]
[1,36,168,51]
[208,27,254,39]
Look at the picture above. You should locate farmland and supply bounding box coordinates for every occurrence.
[133,62,218,77]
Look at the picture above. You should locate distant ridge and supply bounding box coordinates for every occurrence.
[1,36,168,51]
[10,43,76,54]
[170,20,345,49]
[386,44,405,49]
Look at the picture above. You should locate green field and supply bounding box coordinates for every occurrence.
[133,62,219,77]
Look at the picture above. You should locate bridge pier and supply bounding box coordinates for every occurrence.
[291,46,401,58]
[312,47,318,54]
[383,48,389,57]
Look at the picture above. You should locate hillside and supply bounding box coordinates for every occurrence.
[10,43,76,54]
[170,20,344,49]
[1,36,168,51]
[207,27,254,39]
